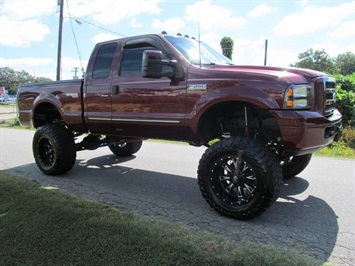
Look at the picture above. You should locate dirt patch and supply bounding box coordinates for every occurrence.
[0,113,17,120]
[0,104,17,121]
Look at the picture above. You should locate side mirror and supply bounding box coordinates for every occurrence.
[142,50,163,78]
[142,50,183,79]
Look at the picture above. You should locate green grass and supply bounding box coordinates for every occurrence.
[0,117,32,130]
[315,144,355,158]
[0,104,22,128]
[315,127,355,159]
[0,172,321,266]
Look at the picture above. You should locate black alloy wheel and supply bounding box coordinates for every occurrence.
[198,136,282,220]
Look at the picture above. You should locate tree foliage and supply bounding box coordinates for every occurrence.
[291,49,355,76]
[336,52,355,76]
[290,48,337,74]
[0,67,52,95]
[334,73,355,126]
[291,49,355,126]
[220,37,234,60]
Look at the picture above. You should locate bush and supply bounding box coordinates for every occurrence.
[318,127,355,158]
[342,127,355,149]
[328,126,355,150]
[334,74,355,126]
[8,117,21,127]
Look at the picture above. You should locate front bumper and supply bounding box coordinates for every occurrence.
[271,109,342,156]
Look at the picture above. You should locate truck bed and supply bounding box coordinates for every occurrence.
[17,79,85,131]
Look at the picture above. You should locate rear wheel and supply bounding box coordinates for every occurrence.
[198,136,282,220]
[109,139,143,157]
[282,154,312,179]
[33,124,76,175]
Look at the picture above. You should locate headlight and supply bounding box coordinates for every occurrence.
[283,85,313,109]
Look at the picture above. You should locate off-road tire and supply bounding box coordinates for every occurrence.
[33,124,76,175]
[282,154,312,179]
[198,136,282,220]
[109,140,143,157]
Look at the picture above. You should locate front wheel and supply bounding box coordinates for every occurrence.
[198,136,282,220]
[109,139,143,157]
[33,124,76,175]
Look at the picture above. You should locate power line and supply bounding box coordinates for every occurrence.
[63,1,127,77]
[235,40,263,49]
[247,43,265,65]
[66,14,126,38]
[66,0,84,76]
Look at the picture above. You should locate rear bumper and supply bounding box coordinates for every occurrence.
[271,109,342,156]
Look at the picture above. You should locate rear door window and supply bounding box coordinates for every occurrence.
[92,43,117,79]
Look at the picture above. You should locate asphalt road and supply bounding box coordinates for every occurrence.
[1,128,354,265]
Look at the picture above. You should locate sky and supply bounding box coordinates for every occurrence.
[0,0,354,81]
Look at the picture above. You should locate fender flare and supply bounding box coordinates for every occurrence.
[32,94,64,127]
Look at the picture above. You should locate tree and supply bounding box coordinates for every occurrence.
[335,73,355,126]
[220,37,234,60]
[336,52,355,75]
[0,67,52,95]
[0,67,22,95]
[290,48,337,74]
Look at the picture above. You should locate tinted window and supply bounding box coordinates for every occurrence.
[120,45,155,76]
[164,35,234,66]
[92,43,117,79]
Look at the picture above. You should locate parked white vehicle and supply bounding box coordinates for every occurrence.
[0,94,16,103]
[0,94,7,102]
[7,96,16,103]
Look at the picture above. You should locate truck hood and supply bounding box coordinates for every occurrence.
[210,65,327,84]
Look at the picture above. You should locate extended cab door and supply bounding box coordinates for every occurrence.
[84,41,117,134]
[109,38,187,140]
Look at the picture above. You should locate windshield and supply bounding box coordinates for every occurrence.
[164,35,234,66]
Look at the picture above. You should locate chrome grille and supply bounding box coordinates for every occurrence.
[324,81,336,116]
[315,78,336,117]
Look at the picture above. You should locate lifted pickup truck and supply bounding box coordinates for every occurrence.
[17,34,342,219]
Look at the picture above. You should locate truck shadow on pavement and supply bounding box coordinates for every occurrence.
[5,154,338,264]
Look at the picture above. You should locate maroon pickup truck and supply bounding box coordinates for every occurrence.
[17,34,342,219]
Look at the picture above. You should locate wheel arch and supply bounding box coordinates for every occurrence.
[32,101,64,128]
[197,100,281,144]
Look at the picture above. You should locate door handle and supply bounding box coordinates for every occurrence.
[112,85,120,96]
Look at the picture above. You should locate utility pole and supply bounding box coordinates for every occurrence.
[56,0,64,81]
[264,39,268,66]
[72,67,79,79]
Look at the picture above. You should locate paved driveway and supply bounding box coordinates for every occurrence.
[1,128,354,265]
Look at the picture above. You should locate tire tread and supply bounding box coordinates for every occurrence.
[33,124,76,175]
[197,136,282,220]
